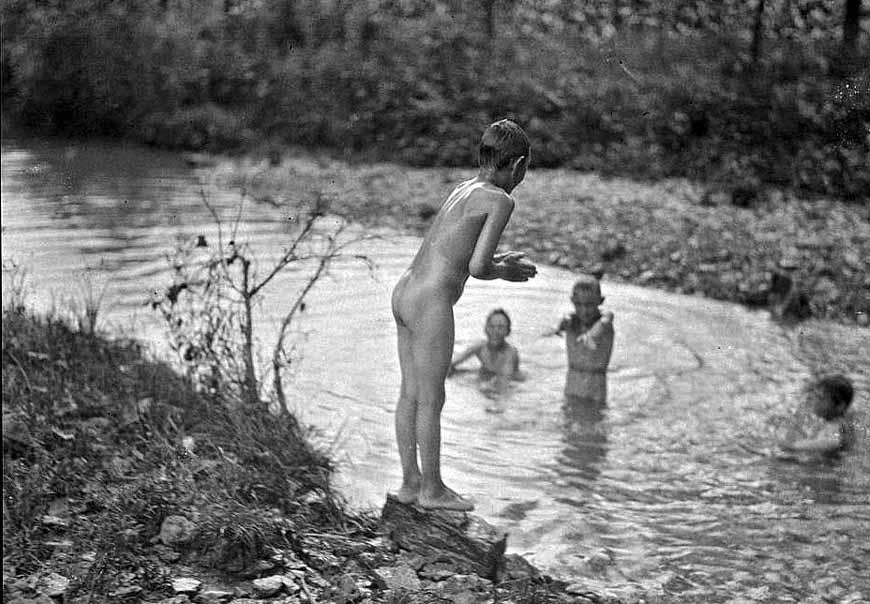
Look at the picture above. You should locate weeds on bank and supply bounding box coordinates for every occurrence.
[152,189,375,410]
[1,306,363,599]
[2,186,385,600]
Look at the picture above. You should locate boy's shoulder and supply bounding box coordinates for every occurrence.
[465,183,514,209]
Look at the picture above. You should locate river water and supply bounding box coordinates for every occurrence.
[2,137,868,603]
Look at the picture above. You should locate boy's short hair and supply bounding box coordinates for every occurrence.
[572,274,602,299]
[479,119,531,170]
[815,374,854,418]
[487,307,512,332]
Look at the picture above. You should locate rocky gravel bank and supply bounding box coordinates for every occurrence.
[235,155,870,326]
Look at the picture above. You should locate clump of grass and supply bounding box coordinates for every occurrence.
[194,501,297,571]
[1,259,29,312]
[68,270,109,336]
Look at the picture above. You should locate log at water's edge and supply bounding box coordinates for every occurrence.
[380,495,508,580]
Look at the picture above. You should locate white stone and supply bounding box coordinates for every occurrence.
[38,572,69,597]
[373,564,421,591]
[252,575,285,597]
[172,577,202,594]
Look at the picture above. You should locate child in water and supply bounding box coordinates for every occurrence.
[779,374,856,456]
[391,119,537,511]
[546,274,614,404]
[449,308,526,395]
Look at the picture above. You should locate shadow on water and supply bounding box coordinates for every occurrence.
[3,137,869,603]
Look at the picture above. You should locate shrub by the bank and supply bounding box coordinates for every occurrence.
[1,309,353,599]
[2,1,867,200]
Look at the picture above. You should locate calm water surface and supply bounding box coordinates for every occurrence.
[2,138,868,603]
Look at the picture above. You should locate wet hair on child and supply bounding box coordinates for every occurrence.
[813,374,854,420]
[572,274,602,297]
[478,119,531,170]
[486,307,512,332]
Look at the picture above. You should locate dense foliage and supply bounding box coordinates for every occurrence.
[2,0,868,199]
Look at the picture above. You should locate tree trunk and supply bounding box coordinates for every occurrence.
[750,0,767,66]
[483,0,496,39]
[241,260,259,406]
[843,0,861,59]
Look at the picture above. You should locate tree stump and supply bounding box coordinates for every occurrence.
[380,495,508,581]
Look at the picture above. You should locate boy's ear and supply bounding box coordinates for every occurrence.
[511,155,527,174]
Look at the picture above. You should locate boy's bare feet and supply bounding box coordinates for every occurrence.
[418,487,474,511]
[395,478,421,504]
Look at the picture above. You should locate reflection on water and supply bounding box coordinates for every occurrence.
[561,396,609,484]
[3,138,869,602]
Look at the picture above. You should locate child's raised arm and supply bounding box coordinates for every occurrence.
[467,194,536,282]
[449,342,482,375]
[542,315,571,337]
[574,311,614,348]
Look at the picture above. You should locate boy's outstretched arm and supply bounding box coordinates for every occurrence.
[542,315,571,337]
[468,195,536,282]
[575,311,614,342]
[449,343,481,375]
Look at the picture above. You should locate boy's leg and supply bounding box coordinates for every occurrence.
[412,302,474,511]
[394,320,421,503]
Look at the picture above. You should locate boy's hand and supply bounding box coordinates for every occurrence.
[496,252,537,282]
[493,251,526,264]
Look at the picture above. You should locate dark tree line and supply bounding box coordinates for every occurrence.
[2,0,868,199]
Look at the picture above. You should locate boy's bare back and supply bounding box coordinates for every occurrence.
[402,178,518,304]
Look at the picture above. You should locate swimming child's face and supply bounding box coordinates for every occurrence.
[485,313,511,345]
[571,287,603,324]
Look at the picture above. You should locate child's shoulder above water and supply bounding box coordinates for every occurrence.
[778,374,857,456]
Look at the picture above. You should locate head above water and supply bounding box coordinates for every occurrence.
[478,119,531,192]
[571,274,604,325]
[485,308,512,342]
[571,274,603,304]
[809,374,854,421]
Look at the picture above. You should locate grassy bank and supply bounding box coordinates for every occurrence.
[1,310,613,603]
[1,308,350,600]
[229,153,870,326]
[2,1,868,200]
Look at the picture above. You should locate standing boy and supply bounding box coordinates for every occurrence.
[391,120,537,511]
[547,274,614,404]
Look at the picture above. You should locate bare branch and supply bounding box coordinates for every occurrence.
[272,243,336,410]
[250,208,338,298]
[230,185,247,243]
